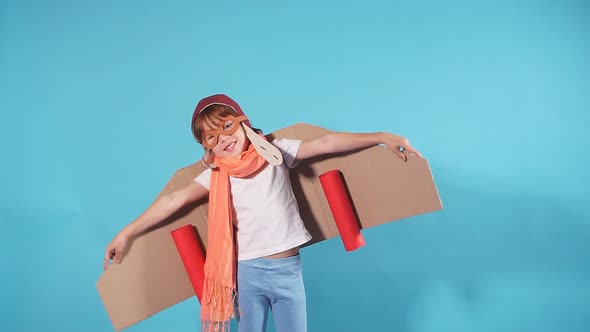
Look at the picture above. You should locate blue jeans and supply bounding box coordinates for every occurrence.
[236,254,307,332]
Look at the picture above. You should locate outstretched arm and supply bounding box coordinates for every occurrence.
[296,131,422,162]
[103,181,209,270]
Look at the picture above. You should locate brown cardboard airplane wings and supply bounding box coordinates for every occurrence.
[96,123,442,331]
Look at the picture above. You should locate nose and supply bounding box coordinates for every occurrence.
[218,133,231,144]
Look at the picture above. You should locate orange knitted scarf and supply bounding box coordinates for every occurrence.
[201,141,267,332]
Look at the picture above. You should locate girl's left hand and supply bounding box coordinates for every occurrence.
[383,133,423,161]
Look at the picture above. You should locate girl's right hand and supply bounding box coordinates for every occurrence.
[103,232,130,270]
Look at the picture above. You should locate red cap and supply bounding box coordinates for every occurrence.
[191,94,252,141]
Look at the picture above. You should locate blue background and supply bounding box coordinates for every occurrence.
[1,0,588,331]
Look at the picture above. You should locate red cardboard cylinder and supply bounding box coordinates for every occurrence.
[171,224,206,302]
[319,170,366,251]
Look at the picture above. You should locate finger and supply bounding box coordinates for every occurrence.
[114,249,123,264]
[404,146,423,158]
[104,249,113,270]
[394,149,407,162]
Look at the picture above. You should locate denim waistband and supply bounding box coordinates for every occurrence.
[238,254,301,269]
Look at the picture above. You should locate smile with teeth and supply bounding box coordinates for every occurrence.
[224,140,237,151]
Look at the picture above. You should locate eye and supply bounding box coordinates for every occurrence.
[205,135,214,143]
[223,121,234,130]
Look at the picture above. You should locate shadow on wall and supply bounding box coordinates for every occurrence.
[299,167,590,332]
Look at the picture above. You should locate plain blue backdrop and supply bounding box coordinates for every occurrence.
[1,0,588,331]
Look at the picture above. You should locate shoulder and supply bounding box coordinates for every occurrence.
[271,138,302,168]
[196,168,212,177]
[193,168,212,189]
[271,138,302,150]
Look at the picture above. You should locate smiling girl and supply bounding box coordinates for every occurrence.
[103,94,421,332]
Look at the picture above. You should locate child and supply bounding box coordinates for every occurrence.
[103,94,422,332]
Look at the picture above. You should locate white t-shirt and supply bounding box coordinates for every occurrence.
[194,138,312,260]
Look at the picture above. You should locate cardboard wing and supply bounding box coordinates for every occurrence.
[96,123,442,331]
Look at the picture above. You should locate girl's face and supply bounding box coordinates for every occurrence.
[202,117,248,158]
